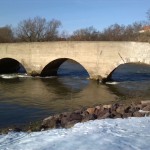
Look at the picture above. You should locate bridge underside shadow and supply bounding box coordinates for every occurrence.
[41,58,67,76]
[106,62,150,82]
[0,58,26,74]
[41,58,89,77]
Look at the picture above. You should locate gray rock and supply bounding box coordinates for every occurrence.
[82,111,96,122]
[122,113,133,118]
[86,107,95,115]
[65,120,79,128]
[141,100,150,105]
[98,112,110,119]
[60,112,71,127]
[110,111,122,118]
[133,111,145,117]
[42,116,57,129]
[69,112,82,122]
[116,106,125,115]
[142,105,150,111]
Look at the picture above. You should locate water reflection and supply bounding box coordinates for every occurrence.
[0,77,117,128]
[108,63,150,98]
[107,80,150,99]
[0,77,117,110]
[111,63,150,82]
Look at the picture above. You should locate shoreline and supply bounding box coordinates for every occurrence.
[0,100,150,134]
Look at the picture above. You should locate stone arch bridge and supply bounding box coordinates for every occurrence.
[0,41,150,81]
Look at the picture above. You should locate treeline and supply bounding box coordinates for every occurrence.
[0,9,150,43]
[69,23,149,42]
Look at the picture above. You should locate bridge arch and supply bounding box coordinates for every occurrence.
[41,58,90,77]
[0,57,27,74]
[106,60,150,81]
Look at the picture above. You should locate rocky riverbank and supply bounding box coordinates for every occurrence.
[1,100,150,134]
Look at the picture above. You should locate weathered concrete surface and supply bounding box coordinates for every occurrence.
[0,41,150,79]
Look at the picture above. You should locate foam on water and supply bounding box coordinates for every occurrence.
[0,74,30,79]
[105,81,119,85]
[0,74,18,79]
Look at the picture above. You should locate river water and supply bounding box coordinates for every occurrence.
[0,61,150,128]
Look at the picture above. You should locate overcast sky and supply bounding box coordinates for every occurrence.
[0,0,150,33]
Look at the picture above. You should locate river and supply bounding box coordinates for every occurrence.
[0,60,150,128]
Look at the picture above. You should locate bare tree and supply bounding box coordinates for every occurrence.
[70,26,99,41]
[0,26,14,43]
[16,17,61,42]
[45,19,62,41]
[124,22,143,41]
[16,17,46,42]
[100,22,144,41]
[146,9,150,22]
[102,24,126,41]
[59,30,69,40]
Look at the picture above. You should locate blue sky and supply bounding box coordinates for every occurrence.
[0,0,150,33]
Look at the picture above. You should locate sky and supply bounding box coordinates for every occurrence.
[0,0,150,33]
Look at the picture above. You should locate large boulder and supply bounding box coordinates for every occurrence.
[59,111,82,127]
[142,105,150,111]
[65,120,80,128]
[133,111,145,117]
[86,107,95,115]
[116,105,125,115]
[41,116,59,129]
[69,112,83,122]
[97,108,110,119]
[122,113,133,118]
[110,111,122,119]
[141,100,150,105]
[82,111,96,122]
[59,112,71,127]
